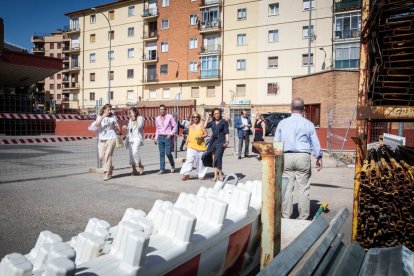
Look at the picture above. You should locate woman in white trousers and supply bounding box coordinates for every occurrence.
[180,112,208,180]
[125,107,145,175]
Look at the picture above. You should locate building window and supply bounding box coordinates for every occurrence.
[50,53,54,57]
[57,74,61,79]
[268,3,279,16]
[108,30,114,40]
[90,34,96,43]
[160,64,168,75]
[237,8,247,20]
[89,53,96,63]
[268,56,279,68]
[189,62,198,72]
[304,104,320,126]
[236,84,246,97]
[108,10,115,20]
[50,75,54,80]
[90,73,95,82]
[127,90,134,100]
[73,93,78,101]
[302,25,314,39]
[108,71,114,80]
[57,53,61,58]
[335,42,360,68]
[237,59,246,70]
[268,30,279,42]
[57,94,61,100]
[90,92,95,100]
[90,14,96,24]
[149,90,157,99]
[189,38,198,49]
[57,43,61,49]
[127,48,134,58]
[57,84,61,90]
[163,88,170,99]
[50,43,54,49]
[302,53,314,65]
[162,0,169,7]
[334,12,361,40]
[161,42,169,52]
[128,27,134,37]
[190,14,198,25]
[237,34,247,45]
[191,87,199,98]
[267,83,279,95]
[108,51,114,60]
[303,0,315,10]
[127,69,134,79]
[207,86,215,97]
[161,19,169,29]
[200,56,219,79]
[128,6,135,16]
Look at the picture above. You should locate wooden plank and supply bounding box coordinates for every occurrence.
[257,215,329,276]
[288,208,350,276]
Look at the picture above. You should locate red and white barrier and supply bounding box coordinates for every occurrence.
[0,113,155,121]
[0,136,93,145]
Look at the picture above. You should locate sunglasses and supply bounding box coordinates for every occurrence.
[192,116,200,119]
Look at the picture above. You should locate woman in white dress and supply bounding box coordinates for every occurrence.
[125,107,145,175]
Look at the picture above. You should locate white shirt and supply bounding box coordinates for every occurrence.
[89,115,118,140]
[241,117,249,130]
[127,116,144,146]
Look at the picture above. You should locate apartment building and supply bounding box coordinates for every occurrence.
[63,0,360,117]
[64,0,143,113]
[32,31,66,112]
[333,0,361,69]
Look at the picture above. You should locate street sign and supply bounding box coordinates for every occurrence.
[220,101,226,107]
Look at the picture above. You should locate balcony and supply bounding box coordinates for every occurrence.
[62,56,70,63]
[143,30,158,41]
[334,0,361,12]
[200,0,222,8]
[63,27,80,35]
[31,34,44,42]
[62,46,80,53]
[62,77,69,83]
[200,44,221,56]
[142,7,158,19]
[335,59,359,69]
[32,47,45,53]
[200,69,220,79]
[63,64,80,72]
[334,29,361,40]
[144,75,158,83]
[142,52,158,63]
[199,20,221,33]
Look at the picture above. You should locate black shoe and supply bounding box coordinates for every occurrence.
[238,156,242,160]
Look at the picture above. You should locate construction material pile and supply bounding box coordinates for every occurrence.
[356,145,414,250]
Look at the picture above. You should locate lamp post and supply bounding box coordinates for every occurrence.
[319,47,326,70]
[91,8,112,104]
[168,58,179,78]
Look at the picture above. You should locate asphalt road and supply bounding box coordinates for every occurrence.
[0,139,355,259]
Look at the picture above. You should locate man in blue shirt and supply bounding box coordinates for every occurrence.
[274,98,323,220]
[235,110,252,159]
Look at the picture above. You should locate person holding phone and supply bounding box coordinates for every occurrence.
[202,108,230,181]
[125,107,145,175]
[89,103,119,181]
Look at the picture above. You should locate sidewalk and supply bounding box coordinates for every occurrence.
[0,150,355,259]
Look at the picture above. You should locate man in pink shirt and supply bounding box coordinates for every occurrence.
[154,104,177,174]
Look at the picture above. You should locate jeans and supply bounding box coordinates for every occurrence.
[158,135,175,171]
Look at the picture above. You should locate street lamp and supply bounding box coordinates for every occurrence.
[168,58,179,78]
[319,47,326,70]
[91,8,112,104]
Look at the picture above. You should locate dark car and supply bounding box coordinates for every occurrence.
[263,112,291,136]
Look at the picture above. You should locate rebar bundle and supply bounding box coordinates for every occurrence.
[355,145,414,250]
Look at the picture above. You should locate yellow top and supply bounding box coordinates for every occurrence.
[187,126,206,151]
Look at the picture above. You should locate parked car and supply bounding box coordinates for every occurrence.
[263,112,291,136]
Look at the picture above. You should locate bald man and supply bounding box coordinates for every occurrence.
[274,98,323,220]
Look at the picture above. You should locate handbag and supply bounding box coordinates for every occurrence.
[115,136,124,149]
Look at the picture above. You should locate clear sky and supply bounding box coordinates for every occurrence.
[1,0,110,50]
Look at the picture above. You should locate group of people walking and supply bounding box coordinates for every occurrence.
[89,104,231,182]
[89,98,323,220]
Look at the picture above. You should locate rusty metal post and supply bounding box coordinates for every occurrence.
[252,141,284,269]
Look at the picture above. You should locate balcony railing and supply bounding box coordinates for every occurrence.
[335,59,359,69]
[32,47,45,52]
[62,46,80,52]
[142,7,158,17]
[143,30,158,40]
[199,20,221,31]
[200,69,220,79]
[334,29,361,40]
[200,0,221,7]
[142,53,158,62]
[200,44,221,55]
[145,75,158,82]
[334,0,361,11]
